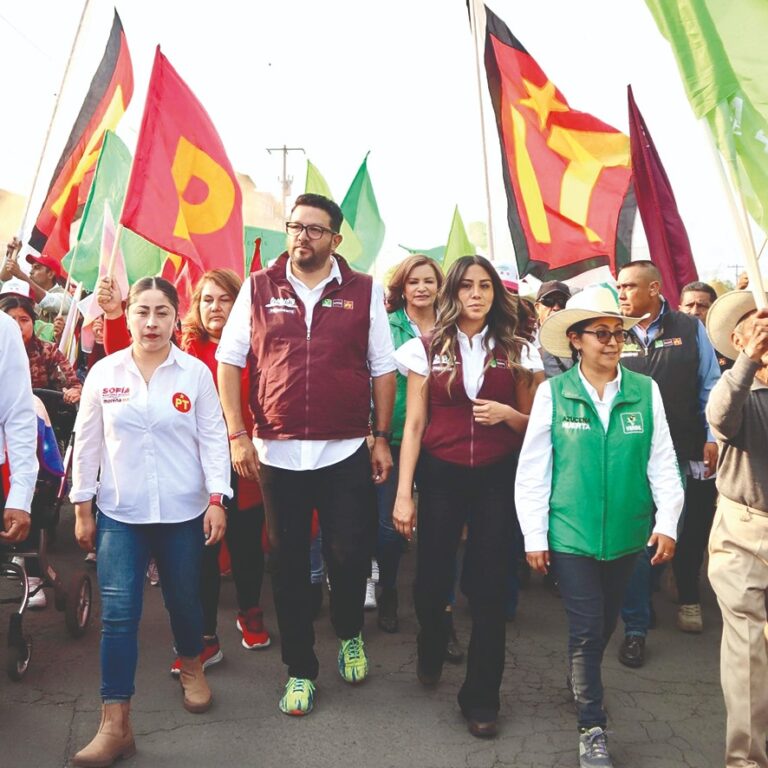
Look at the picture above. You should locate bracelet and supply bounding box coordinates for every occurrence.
[228,430,248,441]
[372,429,392,442]
[209,493,226,508]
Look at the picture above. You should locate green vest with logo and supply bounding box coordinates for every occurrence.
[548,365,655,560]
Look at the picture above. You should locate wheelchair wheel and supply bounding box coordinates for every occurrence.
[64,571,92,639]
[6,639,32,681]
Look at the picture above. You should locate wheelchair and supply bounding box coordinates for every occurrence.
[0,389,93,681]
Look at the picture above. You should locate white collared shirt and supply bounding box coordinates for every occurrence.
[71,345,232,524]
[216,256,395,471]
[395,327,542,397]
[0,312,38,511]
[395,326,490,400]
[514,364,684,552]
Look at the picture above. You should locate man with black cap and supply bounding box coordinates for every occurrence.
[535,280,574,378]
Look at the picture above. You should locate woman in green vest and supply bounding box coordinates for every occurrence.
[374,254,443,633]
[515,285,683,768]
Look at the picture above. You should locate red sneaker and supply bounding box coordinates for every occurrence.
[170,636,224,677]
[236,606,271,649]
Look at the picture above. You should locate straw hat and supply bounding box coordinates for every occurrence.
[705,289,766,360]
[539,285,648,358]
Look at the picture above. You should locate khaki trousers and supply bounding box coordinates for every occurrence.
[709,496,768,768]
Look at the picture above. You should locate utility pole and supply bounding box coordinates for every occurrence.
[727,263,743,285]
[266,145,305,220]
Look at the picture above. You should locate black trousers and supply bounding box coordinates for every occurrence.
[200,502,265,636]
[414,450,517,718]
[258,442,376,680]
[673,476,717,605]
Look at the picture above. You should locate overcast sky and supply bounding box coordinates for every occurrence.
[0,0,754,283]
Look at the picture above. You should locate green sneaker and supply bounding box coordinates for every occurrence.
[338,633,369,683]
[278,677,316,716]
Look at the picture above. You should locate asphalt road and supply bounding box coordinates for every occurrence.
[0,507,725,768]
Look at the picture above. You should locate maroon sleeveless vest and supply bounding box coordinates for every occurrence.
[422,336,523,467]
[248,253,372,440]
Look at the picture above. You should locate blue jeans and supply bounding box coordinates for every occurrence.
[621,465,687,636]
[551,551,639,729]
[96,512,205,702]
[375,445,405,590]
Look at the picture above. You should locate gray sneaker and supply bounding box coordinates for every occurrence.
[579,727,613,767]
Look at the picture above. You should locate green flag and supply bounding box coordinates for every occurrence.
[398,244,446,263]
[64,131,165,290]
[244,226,286,272]
[443,206,475,271]
[340,153,385,274]
[645,0,768,232]
[304,160,364,268]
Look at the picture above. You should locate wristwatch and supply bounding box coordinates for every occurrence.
[208,493,226,509]
[372,430,392,442]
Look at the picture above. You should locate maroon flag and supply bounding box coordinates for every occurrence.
[628,85,697,306]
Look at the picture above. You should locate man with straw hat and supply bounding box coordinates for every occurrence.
[704,290,768,768]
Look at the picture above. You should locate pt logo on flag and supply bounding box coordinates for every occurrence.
[621,412,644,434]
[171,136,236,240]
[172,392,192,413]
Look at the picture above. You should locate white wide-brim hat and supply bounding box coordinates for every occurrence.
[706,289,767,360]
[539,285,648,358]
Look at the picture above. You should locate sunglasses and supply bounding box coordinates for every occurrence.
[540,294,567,309]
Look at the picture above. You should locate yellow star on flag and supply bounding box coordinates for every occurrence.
[519,78,569,130]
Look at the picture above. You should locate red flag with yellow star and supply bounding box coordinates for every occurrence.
[483,6,635,280]
[121,48,244,278]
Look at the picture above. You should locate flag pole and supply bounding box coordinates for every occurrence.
[700,116,766,309]
[18,0,93,241]
[468,0,496,263]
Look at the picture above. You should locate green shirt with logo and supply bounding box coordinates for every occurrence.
[548,365,655,560]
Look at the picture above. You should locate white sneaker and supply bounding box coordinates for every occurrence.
[364,579,377,610]
[27,577,47,609]
[677,604,703,633]
[370,558,379,584]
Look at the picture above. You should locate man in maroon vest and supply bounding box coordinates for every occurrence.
[217,193,396,716]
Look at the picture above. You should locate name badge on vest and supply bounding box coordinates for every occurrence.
[621,412,644,434]
[431,354,456,372]
[561,416,590,431]
[489,358,509,369]
[265,296,298,315]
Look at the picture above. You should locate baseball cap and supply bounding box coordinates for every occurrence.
[0,277,33,299]
[536,280,571,302]
[26,253,65,279]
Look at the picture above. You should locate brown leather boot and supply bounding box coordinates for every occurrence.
[179,656,212,713]
[72,701,135,767]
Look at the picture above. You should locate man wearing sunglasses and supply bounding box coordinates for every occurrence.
[217,193,396,716]
[535,281,574,378]
[615,260,721,669]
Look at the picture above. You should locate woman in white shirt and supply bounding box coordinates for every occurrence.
[393,255,535,739]
[70,277,231,768]
[514,285,683,768]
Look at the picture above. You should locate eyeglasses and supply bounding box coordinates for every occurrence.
[540,294,567,309]
[581,329,630,344]
[285,222,337,240]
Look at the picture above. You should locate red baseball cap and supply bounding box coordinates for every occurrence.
[26,253,66,279]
